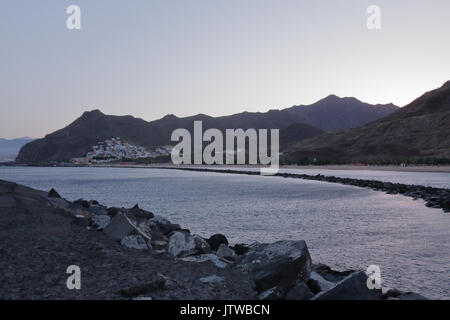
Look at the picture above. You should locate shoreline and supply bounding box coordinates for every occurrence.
[0,178,431,300]
[3,162,450,173]
[93,163,450,173]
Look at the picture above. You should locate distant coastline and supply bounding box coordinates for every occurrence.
[98,163,450,174]
[2,162,450,173]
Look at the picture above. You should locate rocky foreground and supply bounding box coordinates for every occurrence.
[0,179,429,300]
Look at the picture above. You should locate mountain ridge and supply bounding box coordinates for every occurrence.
[286,81,450,162]
[16,95,398,164]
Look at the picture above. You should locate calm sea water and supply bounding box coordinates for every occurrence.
[0,166,449,299]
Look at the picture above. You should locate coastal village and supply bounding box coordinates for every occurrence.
[72,137,173,164]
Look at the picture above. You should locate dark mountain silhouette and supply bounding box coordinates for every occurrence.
[16,96,397,164]
[286,81,450,162]
[280,123,324,148]
[284,95,398,131]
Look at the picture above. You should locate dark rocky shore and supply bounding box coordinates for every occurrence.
[0,179,429,300]
[162,167,450,213]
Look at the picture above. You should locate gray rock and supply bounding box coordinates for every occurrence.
[48,188,61,198]
[87,205,108,216]
[181,254,230,269]
[149,231,168,242]
[306,278,321,294]
[151,240,168,250]
[308,271,335,292]
[106,207,121,217]
[92,214,110,230]
[168,232,210,257]
[48,197,71,209]
[74,199,90,208]
[397,292,428,300]
[148,215,181,235]
[234,240,312,294]
[120,235,149,250]
[103,213,152,242]
[206,234,229,251]
[199,275,225,284]
[231,243,249,255]
[136,221,153,240]
[258,286,284,300]
[216,244,236,261]
[160,223,182,235]
[286,282,314,300]
[312,263,354,283]
[128,204,154,220]
[313,270,383,300]
[103,213,135,240]
[382,288,402,299]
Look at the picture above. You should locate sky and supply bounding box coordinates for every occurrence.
[1,0,449,139]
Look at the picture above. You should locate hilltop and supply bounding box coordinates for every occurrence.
[286,81,450,162]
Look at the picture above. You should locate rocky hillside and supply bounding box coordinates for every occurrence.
[286,81,450,162]
[16,96,397,164]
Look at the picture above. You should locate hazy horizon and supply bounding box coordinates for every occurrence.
[1,0,449,139]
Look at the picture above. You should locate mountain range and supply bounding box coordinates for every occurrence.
[286,81,450,162]
[16,96,398,164]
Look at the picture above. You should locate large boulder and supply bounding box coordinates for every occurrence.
[47,188,61,198]
[231,243,249,255]
[148,215,181,235]
[306,271,335,294]
[286,282,314,300]
[92,214,111,230]
[207,234,229,251]
[120,235,150,250]
[74,199,90,208]
[87,204,108,216]
[216,244,236,261]
[103,213,136,240]
[103,213,152,242]
[168,231,211,257]
[127,204,154,220]
[312,263,354,283]
[234,240,312,295]
[313,270,383,300]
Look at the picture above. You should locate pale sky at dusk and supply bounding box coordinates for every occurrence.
[1,0,449,139]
